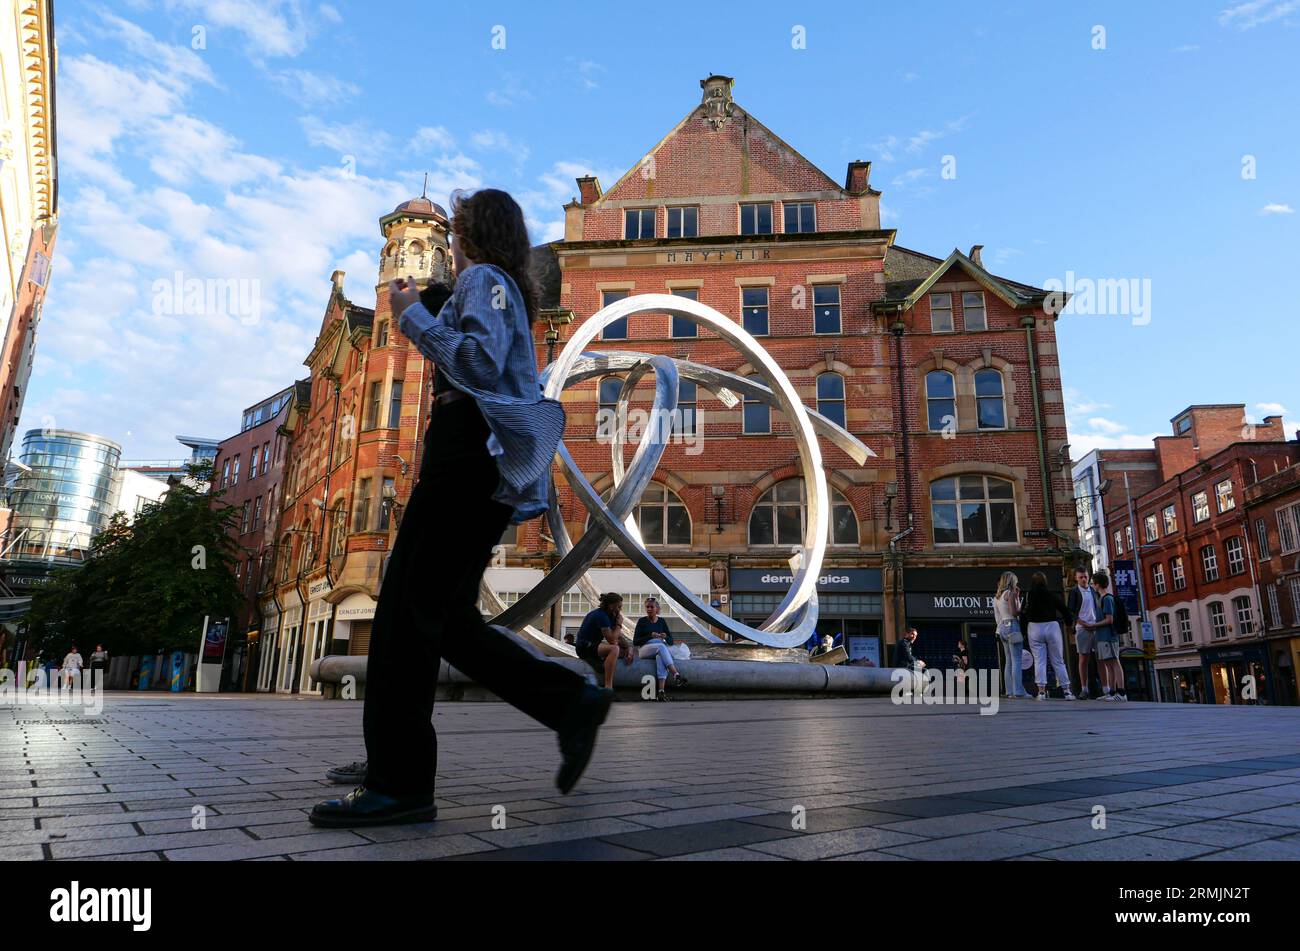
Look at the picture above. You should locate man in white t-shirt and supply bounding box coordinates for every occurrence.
[61,646,84,688]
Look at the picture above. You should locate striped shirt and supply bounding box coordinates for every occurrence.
[398,263,565,523]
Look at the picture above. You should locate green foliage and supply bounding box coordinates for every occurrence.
[26,480,241,657]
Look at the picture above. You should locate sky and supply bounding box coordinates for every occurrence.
[28,0,1300,462]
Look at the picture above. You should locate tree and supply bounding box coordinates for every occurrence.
[26,479,241,659]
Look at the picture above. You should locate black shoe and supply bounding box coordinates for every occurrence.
[672,672,688,688]
[309,786,437,828]
[556,684,613,794]
[656,689,670,701]
[325,760,368,784]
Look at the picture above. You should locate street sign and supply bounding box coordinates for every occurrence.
[1022,529,1053,539]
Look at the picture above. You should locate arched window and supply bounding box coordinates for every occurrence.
[748,478,857,546]
[279,535,293,582]
[816,373,846,427]
[588,482,692,546]
[299,524,316,570]
[975,369,1006,429]
[330,503,347,557]
[926,370,956,432]
[743,378,770,434]
[930,475,1017,545]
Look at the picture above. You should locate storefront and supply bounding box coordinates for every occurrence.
[333,592,377,657]
[1118,647,1154,702]
[301,577,334,695]
[730,568,883,663]
[253,599,278,693]
[1268,636,1300,706]
[1154,655,1205,703]
[276,600,302,694]
[904,566,1063,675]
[1200,644,1276,705]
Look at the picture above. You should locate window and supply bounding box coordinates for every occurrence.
[1191,491,1210,523]
[1279,504,1300,554]
[741,287,769,336]
[330,504,347,556]
[1266,585,1281,629]
[670,288,698,338]
[925,370,956,432]
[591,483,691,546]
[816,373,846,428]
[666,206,697,239]
[241,500,251,534]
[1225,536,1245,575]
[748,478,857,546]
[1201,544,1219,582]
[974,370,1006,429]
[675,381,697,437]
[784,202,816,233]
[231,455,240,485]
[354,478,372,533]
[743,380,770,434]
[387,381,403,428]
[1171,556,1186,590]
[1256,518,1271,559]
[1113,530,1124,556]
[1208,601,1228,639]
[1215,479,1235,513]
[597,377,623,440]
[253,495,264,531]
[262,442,270,475]
[1144,514,1159,543]
[930,475,1017,545]
[1152,563,1166,596]
[624,208,655,239]
[930,292,954,333]
[601,289,629,340]
[739,203,773,235]
[1158,613,1172,647]
[1291,578,1300,623]
[365,381,381,430]
[378,477,396,530]
[221,459,231,488]
[377,320,389,347]
[1162,504,1178,535]
[812,285,841,334]
[249,448,259,480]
[1233,596,1254,636]
[962,291,987,331]
[1176,415,1192,434]
[1177,608,1193,644]
[1126,525,1134,552]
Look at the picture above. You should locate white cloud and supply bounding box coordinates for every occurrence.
[567,58,605,90]
[300,116,394,165]
[1219,0,1300,30]
[166,0,316,58]
[1257,402,1289,414]
[486,73,536,108]
[1259,203,1295,215]
[271,68,360,107]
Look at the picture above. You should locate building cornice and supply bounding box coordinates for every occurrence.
[18,0,58,222]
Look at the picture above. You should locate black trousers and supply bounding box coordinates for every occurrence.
[362,399,586,797]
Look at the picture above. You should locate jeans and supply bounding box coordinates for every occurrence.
[638,641,676,680]
[999,631,1028,696]
[362,399,586,797]
[1027,621,1072,691]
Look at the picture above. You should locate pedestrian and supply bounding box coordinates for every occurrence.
[951,639,970,672]
[1086,571,1127,702]
[575,593,634,689]
[311,188,612,829]
[633,596,687,700]
[89,644,109,686]
[61,645,84,689]
[994,571,1029,698]
[1019,573,1077,701]
[1067,565,1101,699]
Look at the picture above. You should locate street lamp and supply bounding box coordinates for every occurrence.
[711,484,726,533]
[381,481,403,528]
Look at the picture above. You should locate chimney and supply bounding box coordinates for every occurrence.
[969,245,984,267]
[575,175,602,205]
[845,160,872,194]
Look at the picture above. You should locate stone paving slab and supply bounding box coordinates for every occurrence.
[3,692,1300,861]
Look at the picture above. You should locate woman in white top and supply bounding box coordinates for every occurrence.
[993,572,1029,698]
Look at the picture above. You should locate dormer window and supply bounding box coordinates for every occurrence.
[739,203,773,235]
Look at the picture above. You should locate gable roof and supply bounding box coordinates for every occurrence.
[876,246,1052,311]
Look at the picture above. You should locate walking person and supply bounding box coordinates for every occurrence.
[311,189,611,829]
[575,593,634,690]
[1067,565,1101,699]
[1019,573,1077,701]
[633,597,687,700]
[994,571,1029,698]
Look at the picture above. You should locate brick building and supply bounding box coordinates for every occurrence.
[513,75,1080,670]
[1123,406,1297,704]
[209,385,293,689]
[1244,457,1300,706]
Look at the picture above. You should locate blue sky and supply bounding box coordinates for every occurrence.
[30,0,1299,461]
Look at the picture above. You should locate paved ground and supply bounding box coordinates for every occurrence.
[4,692,1300,861]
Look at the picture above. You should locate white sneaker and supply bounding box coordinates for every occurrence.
[1098,693,1115,702]
[1036,692,1047,701]
[1062,691,1077,701]
[1114,694,1128,702]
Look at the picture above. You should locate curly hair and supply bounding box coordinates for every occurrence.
[451,188,538,324]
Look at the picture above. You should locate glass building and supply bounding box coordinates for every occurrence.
[4,429,122,567]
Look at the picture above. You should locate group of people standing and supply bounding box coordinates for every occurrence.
[994,567,1128,701]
